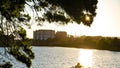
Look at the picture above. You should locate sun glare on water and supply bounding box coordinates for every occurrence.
[78,49,93,68]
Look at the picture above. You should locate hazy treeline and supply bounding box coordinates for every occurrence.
[68,36,120,51]
[33,36,120,51]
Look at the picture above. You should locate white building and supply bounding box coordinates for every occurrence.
[33,30,55,40]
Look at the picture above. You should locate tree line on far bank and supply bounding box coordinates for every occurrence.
[33,36,120,51]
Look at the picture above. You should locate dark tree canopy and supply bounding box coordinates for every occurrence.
[0,0,98,67]
[38,0,98,26]
[0,0,98,27]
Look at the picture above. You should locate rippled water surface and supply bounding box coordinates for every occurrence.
[32,47,120,68]
[1,46,120,68]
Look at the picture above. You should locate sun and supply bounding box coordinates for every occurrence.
[85,15,90,21]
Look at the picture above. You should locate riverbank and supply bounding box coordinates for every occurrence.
[34,44,120,52]
[33,36,120,52]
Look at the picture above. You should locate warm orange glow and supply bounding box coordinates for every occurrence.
[78,49,93,68]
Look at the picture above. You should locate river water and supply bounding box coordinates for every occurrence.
[1,46,120,68]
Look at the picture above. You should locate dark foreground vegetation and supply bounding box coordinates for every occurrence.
[0,62,12,68]
[71,63,83,68]
[33,36,120,51]
[0,31,34,68]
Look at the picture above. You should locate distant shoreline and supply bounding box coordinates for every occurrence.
[32,36,120,52]
[33,45,120,52]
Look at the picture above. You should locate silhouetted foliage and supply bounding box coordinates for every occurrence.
[75,63,83,68]
[0,0,98,27]
[0,31,34,68]
[40,0,98,26]
[18,27,27,40]
[0,62,12,68]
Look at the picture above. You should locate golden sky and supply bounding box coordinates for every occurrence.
[26,0,120,38]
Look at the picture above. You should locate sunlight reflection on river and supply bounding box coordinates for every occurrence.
[78,49,93,68]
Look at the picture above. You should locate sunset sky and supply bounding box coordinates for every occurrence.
[26,0,120,38]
